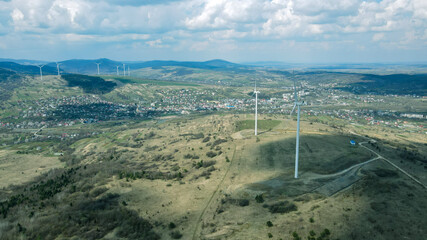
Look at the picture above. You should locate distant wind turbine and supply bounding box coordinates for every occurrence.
[37,65,45,81]
[116,65,120,76]
[95,63,101,75]
[253,79,260,136]
[123,63,126,76]
[56,62,62,76]
[290,73,304,179]
[128,66,130,76]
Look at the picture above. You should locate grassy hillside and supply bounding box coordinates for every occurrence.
[0,68,23,101]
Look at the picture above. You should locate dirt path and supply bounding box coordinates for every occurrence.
[191,142,239,240]
[351,131,426,189]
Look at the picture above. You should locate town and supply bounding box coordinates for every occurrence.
[1,83,424,147]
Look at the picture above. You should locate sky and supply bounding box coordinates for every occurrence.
[0,0,426,63]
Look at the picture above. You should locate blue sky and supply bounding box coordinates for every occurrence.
[0,0,426,63]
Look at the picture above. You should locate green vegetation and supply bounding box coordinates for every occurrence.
[62,74,116,94]
[235,119,281,131]
[255,194,264,203]
[0,68,22,101]
[112,76,199,86]
[263,201,298,214]
[0,164,159,239]
[337,73,427,96]
[170,230,183,239]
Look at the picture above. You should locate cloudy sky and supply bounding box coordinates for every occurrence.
[0,0,426,63]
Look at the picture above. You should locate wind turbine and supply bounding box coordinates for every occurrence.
[290,76,304,179]
[56,62,62,76]
[116,65,120,76]
[128,66,130,76]
[253,79,260,136]
[123,63,126,76]
[37,65,45,81]
[95,63,101,75]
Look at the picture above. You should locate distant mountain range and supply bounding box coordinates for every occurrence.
[0,58,48,65]
[0,62,57,75]
[0,58,246,75]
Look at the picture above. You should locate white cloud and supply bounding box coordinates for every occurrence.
[372,32,385,41]
[11,8,24,21]
[0,0,426,62]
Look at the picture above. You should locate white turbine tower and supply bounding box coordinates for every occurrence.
[123,63,126,76]
[95,63,101,75]
[254,80,260,136]
[116,65,120,76]
[37,65,45,81]
[56,62,62,76]
[290,77,304,179]
[128,66,130,76]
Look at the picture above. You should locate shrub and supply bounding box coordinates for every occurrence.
[320,228,331,238]
[238,199,249,207]
[266,221,273,227]
[292,231,301,240]
[170,230,182,239]
[255,194,264,203]
[206,151,217,158]
[168,222,176,229]
[266,201,297,214]
[212,139,227,147]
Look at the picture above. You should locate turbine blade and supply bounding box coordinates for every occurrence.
[290,103,296,115]
[293,80,298,102]
[254,78,257,91]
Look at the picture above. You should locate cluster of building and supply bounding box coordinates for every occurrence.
[0,87,424,135]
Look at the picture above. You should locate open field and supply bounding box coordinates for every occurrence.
[0,150,63,189]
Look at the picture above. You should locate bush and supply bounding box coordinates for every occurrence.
[320,228,331,238]
[168,222,176,229]
[170,230,182,239]
[266,221,273,227]
[292,231,301,240]
[238,199,249,207]
[266,201,297,214]
[206,151,217,158]
[212,139,227,147]
[255,194,264,203]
